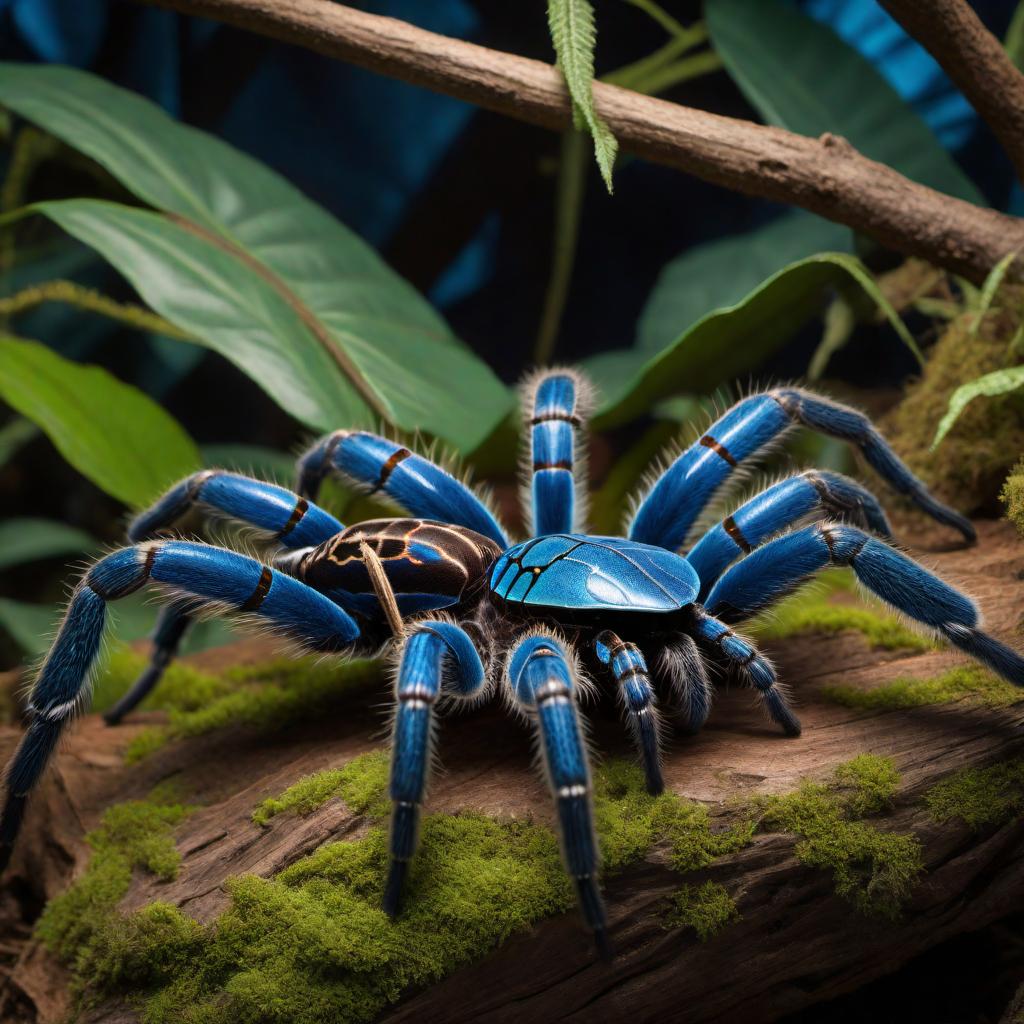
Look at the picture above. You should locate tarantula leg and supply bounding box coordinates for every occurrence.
[0,541,360,872]
[526,370,588,536]
[593,631,663,795]
[108,472,345,724]
[508,635,610,959]
[655,633,714,735]
[628,388,973,553]
[705,523,1024,688]
[295,431,508,547]
[383,621,486,917]
[687,470,892,600]
[693,609,801,737]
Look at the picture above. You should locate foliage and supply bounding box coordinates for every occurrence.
[754,756,923,918]
[0,517,95,570]
[588,250,919,427]
[705,0,982,203]
[0,63,513,469]
[0,333,200,505]
[924,757,1024,829]
[664,881,739,940]
[823,665,1024,712]
[546,0,618,192]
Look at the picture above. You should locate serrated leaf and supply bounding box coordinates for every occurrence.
[971,249,1019,338]
[931,365,1024,449]
[547,0,619,191]
[706,0,983,204]
[0,518,96,571]
[0,334,200,505]
[589,251,919,427]
[0,63,513,451]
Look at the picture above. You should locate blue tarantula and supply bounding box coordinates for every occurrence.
[2,370,1023,956]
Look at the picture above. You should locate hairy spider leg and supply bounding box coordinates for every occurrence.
[508,635,609,957]
[654,633,714,735]
[106,472,346,724]
[692,608,801,737]
[629,388,974,553]
[593,631,663,795]
[384,621,486,916]
[705,523,1024,687]
[0,541,360,872]
[295,431,508,547]
[687,470,892,601]
[529,371,585,536]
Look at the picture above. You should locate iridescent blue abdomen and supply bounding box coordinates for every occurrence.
[489,534,699,613]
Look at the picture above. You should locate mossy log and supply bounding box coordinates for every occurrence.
[0,521,1023,1023]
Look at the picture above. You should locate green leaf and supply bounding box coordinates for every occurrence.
[0,417,38,467]
[0,63,513,451]
[0,518,96,571]
[590,252,919,427]
[931,365,1024,449]
[705,0,983,204]
[638,210,850,352]
[547,0,619,191]
[0,334,200,505]
[971,249,1019,338]
[0,598,60,656]
[1007,1,1024,72]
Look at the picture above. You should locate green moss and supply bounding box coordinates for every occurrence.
[252,751,391,826]
[885,308,1024,514]
[754,755,922,918]
[106,656,383,762]
[47,757,758,1022]
[592,759,753,872]
[1001,458,1024,537]
[36,785,193,964]
[823,665,1023,711]
[749,570,931,651]
[924,756,1024,829]
[665,881,739,941]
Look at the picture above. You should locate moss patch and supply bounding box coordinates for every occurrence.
[924,757,1024,829]
[823,665,1023,711]
[252,751,391,826]
[1002,458,1024,538]
[754,755,922,918]
[884,307,1024,515]
[45,757,757,1023]
[87,648,383,763]
[36,783,193,966]
[665,881,739,941]
[749,570,931,652]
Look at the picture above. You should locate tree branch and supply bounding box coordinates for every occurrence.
[877,0,1024,185]
[137,0,1024,283]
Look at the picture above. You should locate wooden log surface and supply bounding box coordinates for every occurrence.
[0,519,1022,1022]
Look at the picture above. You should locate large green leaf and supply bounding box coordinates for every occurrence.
[638,210,850,351]
[0,334,200,505]
[0,63,513,450]
[0,518,96,571]
[589,252,918,427]
[705,0,983,205]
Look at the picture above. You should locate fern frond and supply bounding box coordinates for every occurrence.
[547,0,619,192]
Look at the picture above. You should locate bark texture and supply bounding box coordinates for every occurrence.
[878,0,1024,184]
[0,521,1022,1022]
[133,0,1024,283]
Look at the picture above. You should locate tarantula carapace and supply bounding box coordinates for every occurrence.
[3,369,1021,957]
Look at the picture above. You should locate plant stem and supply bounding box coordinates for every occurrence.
[0,280,194,341]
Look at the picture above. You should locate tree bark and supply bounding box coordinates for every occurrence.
[1,520,1022,1022]
[133,0,1024,284]
[878,0,1024,185]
